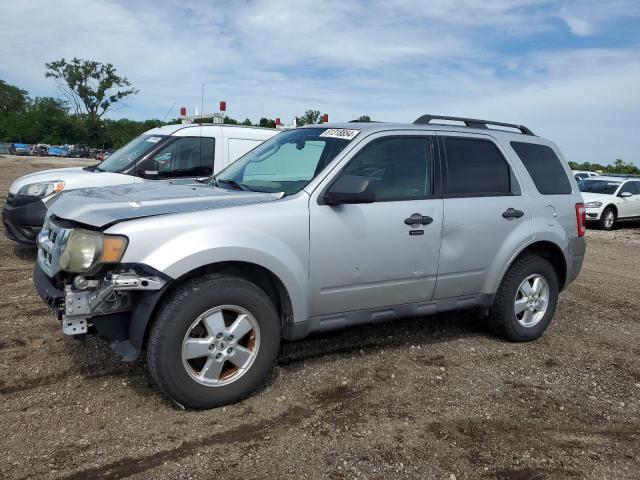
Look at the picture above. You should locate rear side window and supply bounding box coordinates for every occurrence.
[511,142,572,195]
[443,138,512,196]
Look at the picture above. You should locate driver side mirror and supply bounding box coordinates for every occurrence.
[324,175,375,205]
[137,158,162,179]
[138,168,160,179]
[619,191,633,198]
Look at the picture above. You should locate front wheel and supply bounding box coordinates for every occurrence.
[147,274,281,409]
[488,255,559,342]
[598,207,616,230]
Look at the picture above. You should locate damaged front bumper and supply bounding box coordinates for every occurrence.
[33,263,170,361]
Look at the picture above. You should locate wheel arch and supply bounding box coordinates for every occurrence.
[497,240,568,292]
[137,261,295,353]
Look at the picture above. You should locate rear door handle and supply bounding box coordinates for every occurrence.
[502,208,524,219]
[404,213,433,226]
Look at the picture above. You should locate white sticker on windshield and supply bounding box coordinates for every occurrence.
[319,129,360,140]
[146,136,162,143]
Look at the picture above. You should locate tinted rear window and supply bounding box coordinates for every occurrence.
[511,142,572,195]
[443,138,512,196]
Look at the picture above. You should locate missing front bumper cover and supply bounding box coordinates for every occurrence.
[62,271,166,336]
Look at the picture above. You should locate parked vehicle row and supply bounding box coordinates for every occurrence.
[6,143,93,158]
[12,115,587,409]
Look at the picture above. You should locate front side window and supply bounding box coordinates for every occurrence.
[578,180,621,195]
[443,138,513,196]
[215,128,352,195]
[621,181,640,195]
[98,134,167,173]
[511,141,572,195]
[138,137,215,178]
[339,137,432,201]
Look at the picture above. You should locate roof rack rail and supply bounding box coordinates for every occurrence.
[413,114,535,136]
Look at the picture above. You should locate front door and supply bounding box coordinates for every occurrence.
[309,134,443,316]
[617,181,640,218]
[136,136,215,183]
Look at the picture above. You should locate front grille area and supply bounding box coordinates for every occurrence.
[37,216,71,277]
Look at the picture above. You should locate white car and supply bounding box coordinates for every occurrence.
[3,124,279,245]
[572,170,598,183]
[580,175,640,229]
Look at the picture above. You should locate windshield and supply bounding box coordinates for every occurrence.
[97,134,167,172]
[214,128,354,195]
[578,179,621,195]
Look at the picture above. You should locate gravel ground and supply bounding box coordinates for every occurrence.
[0,156,638,480]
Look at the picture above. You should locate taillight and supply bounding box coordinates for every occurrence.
[575,203,586,237]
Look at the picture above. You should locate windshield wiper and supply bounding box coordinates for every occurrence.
[215,178,250,191]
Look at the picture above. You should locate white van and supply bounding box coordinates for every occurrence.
[2,124,279,245]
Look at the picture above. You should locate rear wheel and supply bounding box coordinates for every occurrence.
[598,207,616,230]
[488,255,559,342]
[147,274,280,409]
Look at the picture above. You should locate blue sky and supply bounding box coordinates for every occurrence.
[1,0,639,164]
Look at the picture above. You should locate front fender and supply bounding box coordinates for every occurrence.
[110,201,310,322]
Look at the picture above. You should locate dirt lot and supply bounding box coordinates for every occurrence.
[0,155,638,480]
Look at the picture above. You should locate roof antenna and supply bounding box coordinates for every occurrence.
[200,84,205,124]
[161,101,176,123]
[199,83,204,173]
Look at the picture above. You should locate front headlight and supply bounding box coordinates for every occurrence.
[585,201,602,208]
[59,230,128,273]
[17,181,65,197]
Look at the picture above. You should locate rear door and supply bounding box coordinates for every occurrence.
[308,133,443,316]
[434,134,532,299]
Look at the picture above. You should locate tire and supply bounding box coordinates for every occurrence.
[147,274,281,409]
[488,255,559,342]
[598,207,616,230]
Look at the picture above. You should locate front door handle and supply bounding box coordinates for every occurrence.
[502,208,524,219]
[404,213,433,226]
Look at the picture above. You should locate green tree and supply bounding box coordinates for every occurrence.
[355,115,371,122]
[241,118,253,126]
[296,109,321,126]
[569,159,639,175]
[45,57,138,119]
[0,80,29,115]
[258,117,276,128]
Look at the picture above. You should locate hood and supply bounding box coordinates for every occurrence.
[580,192,610,204]
[9,166,135,195]
[47,181,283,228]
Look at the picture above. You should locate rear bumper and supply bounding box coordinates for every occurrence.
[2,194,46,245]
[565,237,586,287]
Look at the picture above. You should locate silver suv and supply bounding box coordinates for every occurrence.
[33,115,587,409]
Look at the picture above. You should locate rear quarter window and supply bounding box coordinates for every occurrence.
[511,142,572,195]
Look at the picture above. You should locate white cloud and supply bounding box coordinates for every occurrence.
[0,0,639,163]
[563,17,593,36]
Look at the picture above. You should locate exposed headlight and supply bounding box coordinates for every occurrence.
[585,201,602,208]
[59,230,128,273]
[17,181,65,197]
